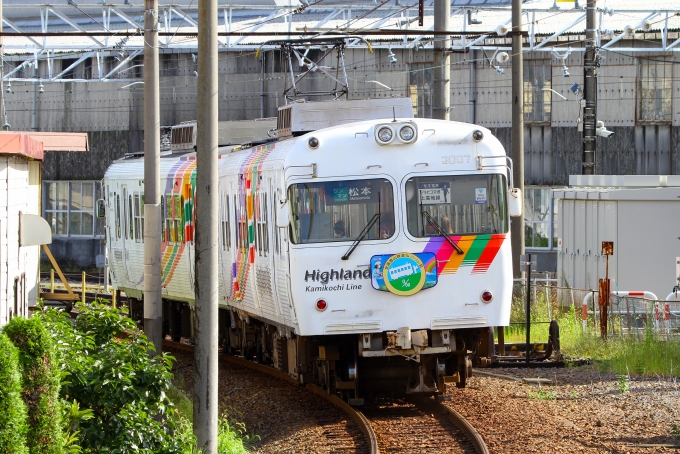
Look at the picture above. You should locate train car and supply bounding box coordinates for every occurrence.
[102,98,522,402]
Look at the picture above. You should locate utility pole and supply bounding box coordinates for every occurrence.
[511,0,525,277]
[582,0,597,175]
[433,0,450,121]
[143,0,162,354]
[194,0,218,449]
[0,0,6,128]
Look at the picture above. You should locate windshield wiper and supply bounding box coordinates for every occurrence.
[421,210,464,255]
[341,213,380,261]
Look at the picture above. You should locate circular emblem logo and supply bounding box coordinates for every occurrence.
[382,252,426,296]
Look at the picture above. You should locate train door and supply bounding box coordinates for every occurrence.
[273,182,293,325]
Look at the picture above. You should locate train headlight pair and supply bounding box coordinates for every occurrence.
[375,123,417,145]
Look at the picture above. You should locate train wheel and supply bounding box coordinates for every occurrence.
[456,353,471,389]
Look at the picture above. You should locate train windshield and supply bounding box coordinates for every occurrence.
[405,174,508,237]
[288,179,395,244]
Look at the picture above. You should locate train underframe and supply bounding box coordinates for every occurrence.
[127,297,495,403]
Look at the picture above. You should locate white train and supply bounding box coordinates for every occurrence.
[102,98,521,401]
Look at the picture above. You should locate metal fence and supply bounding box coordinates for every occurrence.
[512,276,680,338]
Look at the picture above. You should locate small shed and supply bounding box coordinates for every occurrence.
[553,175,680,301]
[0,131,89,327]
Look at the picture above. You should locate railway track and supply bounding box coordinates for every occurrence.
[163,340,488,454]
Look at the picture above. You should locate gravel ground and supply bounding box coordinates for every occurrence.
[446,366,680,453]
[170,348,680,453]
[169,349,369,453]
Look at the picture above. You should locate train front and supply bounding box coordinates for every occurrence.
[280,118,522,399]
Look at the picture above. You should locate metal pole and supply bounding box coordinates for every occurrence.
[433,0,450,120]
[194,0,219,448]
[582,0,597,175]
[0,0,5,126]
[469,49,476,124]
[31,61,37,131]
[525,253,531,364]
[143,0,163,355]
[511,0,525,278]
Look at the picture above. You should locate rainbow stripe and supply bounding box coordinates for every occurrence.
[232,144,275,302]
[160,159,197,287]
[423,234,506,275]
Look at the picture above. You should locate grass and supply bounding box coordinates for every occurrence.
[500,289,680,378]
[169,382,258,454]
[527,389,555,400]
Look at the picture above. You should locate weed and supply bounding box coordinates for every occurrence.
[671,424,680,439]
[616,374,630,394]
[501,289,680,378]
[528,388,556,400]
[568,389,580,400]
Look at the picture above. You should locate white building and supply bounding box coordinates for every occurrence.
[0,131,88,327]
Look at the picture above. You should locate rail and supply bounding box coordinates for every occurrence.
[162,340,378,454]
[443,405,490,454]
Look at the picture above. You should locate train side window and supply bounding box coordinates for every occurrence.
[273,191,280,255]
[133,193,143,242]
[255,193,262,256]
[128,195,134,240]
[115,193,121,239]
[161,195,166,242]
[220,193,230,251]
[177,196,185,243]
[261,192,269,256]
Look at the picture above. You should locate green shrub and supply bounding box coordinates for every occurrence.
[38,302,187,453]
[0,333,29,454]
[4,317,63,454]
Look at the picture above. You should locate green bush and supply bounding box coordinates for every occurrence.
[0,333,28,454]
[38,302,187,453]
[3,317,63,454]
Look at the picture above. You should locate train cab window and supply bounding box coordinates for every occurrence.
[405,174,508,237]
[288,178,395,244]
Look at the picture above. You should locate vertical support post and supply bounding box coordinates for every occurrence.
[143,0,163,355]
[497,326,505,356]
[112,288,117,308]
[32,59,37,131]
[511,0,525,277]
[81,271,86,303]
[525,253,531,364]
[469,49,476,124]
[50,269,55,293]
[194,0,219,449]
[582,0,597,174]
[433,0,450,121]
[0,0,4,127]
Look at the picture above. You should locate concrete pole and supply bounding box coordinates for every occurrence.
[0,0,5,125]
[582,0,597,175]
[511,0,525,278]
[433,0,450,120]
[194,0,219,449]
[143,0,163,355]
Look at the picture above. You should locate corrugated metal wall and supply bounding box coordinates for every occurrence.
[4,46,678,184]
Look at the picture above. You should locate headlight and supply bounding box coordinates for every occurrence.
[377,126,394,144]
[398,125,416,142]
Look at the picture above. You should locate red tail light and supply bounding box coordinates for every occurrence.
[316,299,328,311]
[481,291,493,303]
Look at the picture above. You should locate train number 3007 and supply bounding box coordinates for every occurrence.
[441,155,471,164]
